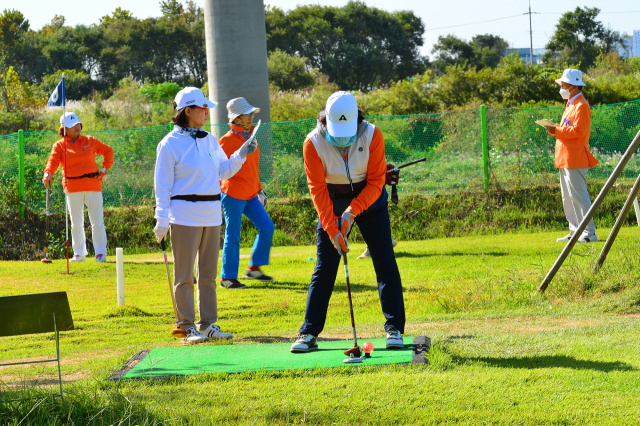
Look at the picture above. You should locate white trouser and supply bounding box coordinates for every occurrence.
[66,191,107,256]
[559,168,596,237]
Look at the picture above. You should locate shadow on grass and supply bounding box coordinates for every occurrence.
[240,336,344,343]
[248,281,379,293]
[461,355,636,372]
[394,251,508,258]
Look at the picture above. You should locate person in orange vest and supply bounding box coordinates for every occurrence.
[290,91,405,353]
[542,69,599,243]
[42,112,114,261]
[218,98,274,289]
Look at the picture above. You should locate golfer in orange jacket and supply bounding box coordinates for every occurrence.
[543,69,599,243]
[43,112,114,261]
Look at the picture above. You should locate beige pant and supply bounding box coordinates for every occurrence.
[170,224,220,331]
[559,168,596,237]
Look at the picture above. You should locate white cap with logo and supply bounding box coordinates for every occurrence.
[326,91,358,137]
[227,97,260,122]
[555,69,585,86]
[174,87,218,109]
[60,112,82,128]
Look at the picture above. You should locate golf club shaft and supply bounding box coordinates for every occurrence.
[161,239,180,323]
[342,252,358,348]
[387,157,427,172]
[45,186,50,259]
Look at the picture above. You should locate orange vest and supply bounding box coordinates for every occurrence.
[218,124,262,200]
[44,134,114,193]
[552,94,599,169]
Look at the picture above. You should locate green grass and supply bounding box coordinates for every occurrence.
[1,228,640,424]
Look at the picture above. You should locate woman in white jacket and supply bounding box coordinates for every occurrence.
[154,87,257,343]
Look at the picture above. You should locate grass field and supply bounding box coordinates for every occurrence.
[1,227,640,424]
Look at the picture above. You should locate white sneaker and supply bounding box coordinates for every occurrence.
[358,240,398,259]
[556,234,572,242]
[578,234,598,243]
[290,334,318,353]
[95,254,107,262]
[183,327,208,344]
[386,328,404,349]
[69,255,86,262]
[201,323,233,339]
[392,239,398,247]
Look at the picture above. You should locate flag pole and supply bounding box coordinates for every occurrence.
[62,73,69,274]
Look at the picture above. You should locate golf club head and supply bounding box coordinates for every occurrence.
[171,328,187,338]
[41,258,52,264]
[343,356,363,364]
[344,346,361,357]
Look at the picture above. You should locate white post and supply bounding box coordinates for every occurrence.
[634,196,640,227]
[116,248,124,306]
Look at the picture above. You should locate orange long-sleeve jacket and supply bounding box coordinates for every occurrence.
[551,94,599,169]
[44,134,114,193]
[303,125,386,238]
[218,124,262,200]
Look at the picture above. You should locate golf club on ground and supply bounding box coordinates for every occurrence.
[161,238,187,338]
[42,184,52,264]
[338,219,362,362]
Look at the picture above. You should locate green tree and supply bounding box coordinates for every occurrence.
[431,33,509,71]
[543,7,622,70]
[267,49,315,91]
[265,1,427,91]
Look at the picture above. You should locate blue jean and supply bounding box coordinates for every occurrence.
[299,188,405,336]
[221,193,275,279]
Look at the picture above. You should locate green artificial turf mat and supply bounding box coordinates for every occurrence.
[119,337,419,379]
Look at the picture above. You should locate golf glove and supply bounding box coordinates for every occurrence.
[154,223,169,243]
[257,190,268,207]
[339,209,356,236]
[98,167,108,182]
[42,172,51,189]
[238,135,258,158]
[330,229,349,256]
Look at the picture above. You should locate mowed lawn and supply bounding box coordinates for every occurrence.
[1,227,640,425]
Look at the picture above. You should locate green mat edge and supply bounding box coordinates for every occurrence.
[112,336,430,381]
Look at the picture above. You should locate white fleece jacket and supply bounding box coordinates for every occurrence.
[154,125,246,227]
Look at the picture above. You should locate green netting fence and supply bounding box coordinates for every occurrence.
[2,100,640,217]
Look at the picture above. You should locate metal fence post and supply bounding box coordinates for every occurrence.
[18,129,25,219]
[480,105,489,191]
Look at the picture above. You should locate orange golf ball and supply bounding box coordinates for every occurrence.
[363,342,374,353]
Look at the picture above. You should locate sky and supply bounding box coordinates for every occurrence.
[15,0,640,57]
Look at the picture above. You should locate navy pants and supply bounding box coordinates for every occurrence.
[299,192,405,336]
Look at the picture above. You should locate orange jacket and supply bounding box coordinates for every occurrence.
[44,134,114,193]
[219,124,262,200]
[551,94,599,169]
[303,126,386,238]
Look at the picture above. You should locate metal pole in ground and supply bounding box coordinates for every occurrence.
[538,128,640,293]
[593,173,640,272]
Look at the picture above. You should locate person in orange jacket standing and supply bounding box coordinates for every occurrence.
[43,112,114,261]
[543,69,599,243]
[290,91,405,353]
[218,98,274,289]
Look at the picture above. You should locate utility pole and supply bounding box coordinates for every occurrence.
[524,0,540,64]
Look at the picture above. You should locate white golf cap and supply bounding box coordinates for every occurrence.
[60,112,82,128]
[174,87,217,109]
[326,91,358,137]
[227,97,260,122]
[555,68,585,86]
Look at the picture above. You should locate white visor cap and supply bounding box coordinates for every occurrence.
[555,68,585,86]
[175,87,217,109]
[326,91,358,138]
[60,112,82,128]
[227,97,260,122]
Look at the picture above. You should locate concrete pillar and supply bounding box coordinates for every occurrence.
[203,0,271,126]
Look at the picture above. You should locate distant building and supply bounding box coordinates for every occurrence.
[504,48,546,64]
[616,31,634,58]
[633,30,640,58]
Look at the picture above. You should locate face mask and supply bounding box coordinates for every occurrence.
[559,88,571,100]
[326,132,357,148]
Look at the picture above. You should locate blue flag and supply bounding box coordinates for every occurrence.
[47,78,65,107]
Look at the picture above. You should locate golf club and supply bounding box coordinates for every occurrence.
[41,183,52,264]
[386,157,427,172]
[338,219,361,361]
[161,238,187,338]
